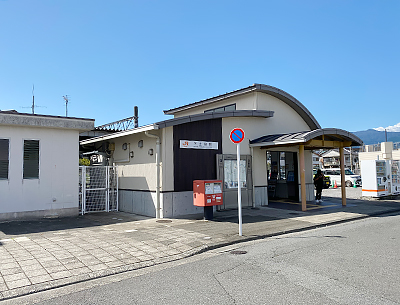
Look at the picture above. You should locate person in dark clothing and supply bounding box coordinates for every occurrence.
[314,169,324,203]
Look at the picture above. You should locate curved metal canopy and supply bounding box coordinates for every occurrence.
[250,128,363,149]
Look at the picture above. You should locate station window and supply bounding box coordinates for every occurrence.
[267,151,288,180]
[279,152,286,180]
[204,103,236,113]
[0,139,9,179]
[223,159,247,189]
[23,140,39,179]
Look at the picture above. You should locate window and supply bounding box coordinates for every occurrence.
[279,152,286,180]
[23,140,39,179]
[204,103,236,113]
[0,139,9,179]
[344,169,354,175]
[223,159,247,189]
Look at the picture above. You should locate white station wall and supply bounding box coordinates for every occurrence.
[0,125,79,219]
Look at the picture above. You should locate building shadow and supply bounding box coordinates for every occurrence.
[0,211,150,237]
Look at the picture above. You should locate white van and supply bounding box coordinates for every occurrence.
[321,168,361,187]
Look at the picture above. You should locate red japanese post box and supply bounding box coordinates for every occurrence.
[193,180,223,207]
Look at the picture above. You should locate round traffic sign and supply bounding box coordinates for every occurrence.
[230,128,245,144]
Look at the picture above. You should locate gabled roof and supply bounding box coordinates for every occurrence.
[164,84,321,130]
[250,129,363,149]
[322,148,353,157]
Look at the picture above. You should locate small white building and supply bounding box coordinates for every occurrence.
[359,142,400,161]
[0,111,94,221]
[80,84,362,217]
[321,148,360,173]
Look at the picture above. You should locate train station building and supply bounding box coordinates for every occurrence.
[80,84,363,218]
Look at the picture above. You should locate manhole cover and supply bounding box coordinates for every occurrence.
[230,250,247,255]
[156,219,172,223]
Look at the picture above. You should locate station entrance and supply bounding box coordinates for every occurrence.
[267,151,299,201]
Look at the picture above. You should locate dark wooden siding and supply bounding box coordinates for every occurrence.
[173,119,222,192]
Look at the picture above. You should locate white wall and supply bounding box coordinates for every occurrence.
[118,163,159,190]
[255,93,311,132]
[0,125,79,218]
[222,117,271,155]
[111,131,160,190]
[252,147,267,187]
[161,127,174,192]
[111,132,158,165]
[359,151,383,161]
[393,151,400,160]
[221,93,311,156]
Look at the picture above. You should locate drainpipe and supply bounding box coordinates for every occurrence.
[145,131,161,219]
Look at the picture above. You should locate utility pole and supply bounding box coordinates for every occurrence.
[63,95,70,117]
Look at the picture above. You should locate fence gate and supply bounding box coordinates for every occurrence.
[79,166,118,214]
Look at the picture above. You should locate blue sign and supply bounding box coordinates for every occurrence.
[230,128,245,144]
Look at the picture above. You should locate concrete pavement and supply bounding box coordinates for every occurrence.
[1,193,400,301]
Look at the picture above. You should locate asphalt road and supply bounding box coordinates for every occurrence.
[323,186,362,199]
[6,211,400,305]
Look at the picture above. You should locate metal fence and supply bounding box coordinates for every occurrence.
[79,166,118,214]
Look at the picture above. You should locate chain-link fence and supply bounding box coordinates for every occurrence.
[79,166,118,214]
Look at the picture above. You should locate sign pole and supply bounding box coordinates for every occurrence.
[229,128,245,237]
[237,142,242,236]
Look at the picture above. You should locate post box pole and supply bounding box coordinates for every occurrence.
[237,143,242,236]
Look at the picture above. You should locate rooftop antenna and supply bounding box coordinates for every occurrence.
[21,85,46,114]
[32,85,35,114]
[63,95,70,117]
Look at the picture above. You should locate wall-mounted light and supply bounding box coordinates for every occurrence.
[122,143,128,150]
[148,148,154,156]
[138,140,143,148]
[130,151,134,158]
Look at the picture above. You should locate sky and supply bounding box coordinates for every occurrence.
[1,0,399,132]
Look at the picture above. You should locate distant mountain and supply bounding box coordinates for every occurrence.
[353,129,400,145]
[374,122,400,132]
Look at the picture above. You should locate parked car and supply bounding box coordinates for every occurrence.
[321,168,361,187]
[313,169,331,189]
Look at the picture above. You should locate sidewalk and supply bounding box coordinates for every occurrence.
[1,195,400,300]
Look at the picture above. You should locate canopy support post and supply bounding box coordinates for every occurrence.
[299,145,307,211]
[340,146,347,207]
